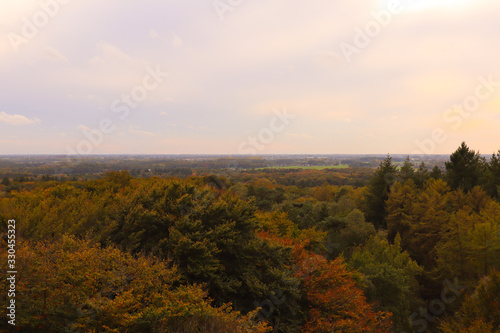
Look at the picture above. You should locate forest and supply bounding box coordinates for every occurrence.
[0,142,499,332]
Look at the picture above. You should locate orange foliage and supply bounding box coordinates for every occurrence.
[259,231,393,332]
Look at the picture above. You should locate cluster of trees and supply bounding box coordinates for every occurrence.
[0,173,393,332]
[232,167,373,188]
[361,142,500,331]
[0,235,269,332]
[0,142,498,332]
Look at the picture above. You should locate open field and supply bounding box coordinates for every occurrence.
[255,164,350,170]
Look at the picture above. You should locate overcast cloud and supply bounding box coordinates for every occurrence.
[0,0,499,154]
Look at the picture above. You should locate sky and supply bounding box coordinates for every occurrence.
[0,0,499,155]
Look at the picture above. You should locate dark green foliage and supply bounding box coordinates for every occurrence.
[439,271,500,332]
[445,142,486,192]
[415,162,430,188]
[325,209,376,259]
[246,184,285,210]
[1,176,10,186]
[430,164,443,180]
[349,235,423,332]
[108,180,302,331]
[485,150,500,197]
[398,156,415,183]
[363,155,397,229]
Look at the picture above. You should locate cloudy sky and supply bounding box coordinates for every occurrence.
[0,0,499,155]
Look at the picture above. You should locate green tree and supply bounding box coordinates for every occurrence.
[445,142,486,192]
[349,235,423,332]
[439,271,500,333]
[1,176,10,186]
[363,155,397,229]
[415,162,430,188]
[107,179,302,332]
[338,209,376,253]
[398,156,415,183]
[430,165,443,180]
[485,150,500,197]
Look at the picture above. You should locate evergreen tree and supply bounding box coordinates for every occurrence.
[363,155,397,229]
[445,142,486,192]
[415,162,430,188]
[399,156,415,183]
[430,165,443,180]
[485,150,500,197]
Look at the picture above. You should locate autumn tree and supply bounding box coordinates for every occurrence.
[439,271,500,333]
[260,234,393,333]
[0,177,300,332]
[299,254,393,332]
[0,235,270,333]
[407,179,450,270]
[435,193,500,284]
[386,179,417,243]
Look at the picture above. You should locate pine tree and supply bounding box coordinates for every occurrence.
[429,165,443,180]
[415,162,429,188]
[363,155,397,229]
[399,156,415,183]
[485,150,500,197]
[445,142,486,192]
